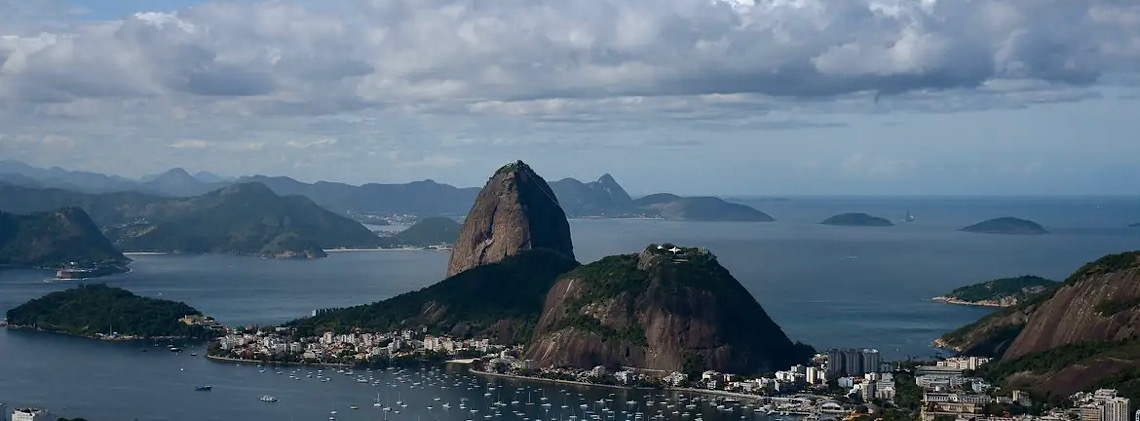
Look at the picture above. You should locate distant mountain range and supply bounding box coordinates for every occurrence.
[548,175,775,221]
[0,182,381,259]
[0,160,772,221]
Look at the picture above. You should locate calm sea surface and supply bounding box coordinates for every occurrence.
[1,196,1137,420]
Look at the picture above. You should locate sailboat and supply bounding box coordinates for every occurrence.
[904,210,915,222]
[375,393,383,407]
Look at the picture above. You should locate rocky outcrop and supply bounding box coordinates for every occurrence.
[1002,252,1140,358]
[942,252,1140,397]
[549,174,634,217]
[525,244,810,374]
[447,161,575,277]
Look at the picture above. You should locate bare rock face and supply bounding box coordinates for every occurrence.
[446,161,575,278]
[1003,252,1140,359]
[525,244,810,374]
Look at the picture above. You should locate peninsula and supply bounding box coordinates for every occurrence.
[377,217,461,249]
[0,207,129,277]
[5,284,222,340]
[960,217,1047,235]
[933,275,1058,307]
[820,213,894,227]
[287,161,810,378]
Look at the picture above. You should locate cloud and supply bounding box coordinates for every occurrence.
[841,153,918,177]
[0,0,1138,194]
[0,0,1136,113]
[285,138,338,149]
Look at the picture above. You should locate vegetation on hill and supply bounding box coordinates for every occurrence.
[289,249,580,343]
[633,195,775,221]
[0,207,128,268]
[378,217,461,248]
[526,244,812,373]
[110,183,380,258]
[960,217,1048,235]
[5,284,213,339]
[940,276,1058,305]
[0,182,162,226]
[820,213,894,227]
[943,251,1140,400]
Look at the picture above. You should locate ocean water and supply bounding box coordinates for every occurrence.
[0,196,1137,420]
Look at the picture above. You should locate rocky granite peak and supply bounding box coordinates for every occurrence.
[446,161,575,277]
[525,243,810,375]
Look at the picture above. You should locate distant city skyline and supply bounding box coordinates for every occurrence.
[1,1,1138,196]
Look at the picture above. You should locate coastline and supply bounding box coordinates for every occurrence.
[469,368,772,402]
[469,368,647,391]
[325,247,425,252]
[3,325,196,342]
[930,296,1009,308]
[205,354,352,368]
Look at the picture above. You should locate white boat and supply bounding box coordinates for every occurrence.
[260,395,278,403]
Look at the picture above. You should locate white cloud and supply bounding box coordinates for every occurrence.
[0,0,1136,112]
[0,0,1138,194]
[841,153,918,177]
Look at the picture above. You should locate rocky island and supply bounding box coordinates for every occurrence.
[377,217,461,249]
[933,275,1058,307]
[526,244,813,374]
[0,207,129,277]
[960,217,1047,235]
[5,284,221,340]
[820,213,894,227]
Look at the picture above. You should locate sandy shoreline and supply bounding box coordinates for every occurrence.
[930,296,1009,308]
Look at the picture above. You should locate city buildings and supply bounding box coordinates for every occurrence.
[1075,390,1131,421]
[11,408,52,421]
[826,348,881,376]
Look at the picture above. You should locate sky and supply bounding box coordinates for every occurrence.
[1,0,1138,196]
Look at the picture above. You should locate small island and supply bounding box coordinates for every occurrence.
[1129,223,1139,228]
[820,213,894,227]
[933,275,1058,307]
[5,284,223,340]
[377,217,461,249]
[960,217,1048,235]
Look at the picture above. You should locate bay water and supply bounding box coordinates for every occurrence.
[1,196,1137,420]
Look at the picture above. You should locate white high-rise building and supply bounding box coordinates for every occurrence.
[12,408,52,421]
[1103,397,1131,421]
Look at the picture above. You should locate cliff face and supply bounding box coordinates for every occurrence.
[1003,252,1140,359]
[943,252,1140,398]
[525,245,807,374]
[447,161,575,277]
[0,207,128,267]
